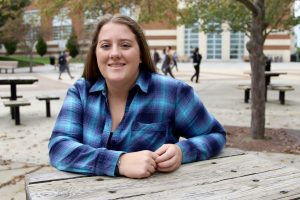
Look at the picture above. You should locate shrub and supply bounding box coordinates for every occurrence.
[35,36,47,56]
[4,40,18,55]
[66,29,79,58]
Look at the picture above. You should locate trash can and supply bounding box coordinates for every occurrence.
[49,56,55,65]
[290,54,296,62]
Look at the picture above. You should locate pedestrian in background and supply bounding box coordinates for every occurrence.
[153,48,161,69]
[172,51,178,72]
[162,47,175,78]
[191,47,202,83]
[58,50,74,80]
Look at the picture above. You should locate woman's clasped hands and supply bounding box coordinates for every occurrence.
[118,144,182,179]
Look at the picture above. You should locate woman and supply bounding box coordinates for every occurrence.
[49,14,226,179]
[191,47,202,83]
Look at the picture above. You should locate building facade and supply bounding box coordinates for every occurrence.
[0,4,295,62]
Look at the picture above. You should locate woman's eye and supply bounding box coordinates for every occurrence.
[121,43,131,48]
[100,44,110,49]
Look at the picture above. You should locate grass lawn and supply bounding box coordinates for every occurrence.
[0,55,48,67]
[0,55,84,67]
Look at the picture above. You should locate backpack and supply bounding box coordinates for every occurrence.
[58,55,66,65]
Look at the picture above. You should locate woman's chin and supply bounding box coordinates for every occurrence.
[106,76,126,84]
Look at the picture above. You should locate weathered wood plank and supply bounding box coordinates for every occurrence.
[36,96,60,101]
[26,153,300,200]
[213,147,245,158]
[136,167,300,200]
[3,100,30,107]
[26,148,243,184]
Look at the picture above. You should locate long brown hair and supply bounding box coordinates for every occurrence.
[82,14,156,82]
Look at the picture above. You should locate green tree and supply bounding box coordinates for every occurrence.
[36,36,47,56]
[0,0,30,27]
[0,0,30,44]
[179,0,299,139]
[66,29,79,58]
[4,40,18,55]
[0,17,24,51]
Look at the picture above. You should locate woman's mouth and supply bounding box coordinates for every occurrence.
[108,63,125,68]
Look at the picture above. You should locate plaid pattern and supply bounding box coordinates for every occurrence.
[49,70,226,176]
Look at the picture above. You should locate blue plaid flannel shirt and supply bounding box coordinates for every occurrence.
[49,70,226,177]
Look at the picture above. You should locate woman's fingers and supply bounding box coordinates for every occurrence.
[155,144,183,173]
[118,150,158,179]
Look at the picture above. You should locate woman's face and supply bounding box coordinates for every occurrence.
[96,22,141,87]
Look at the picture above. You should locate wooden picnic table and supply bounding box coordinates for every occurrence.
[25,148,300,199]
[0,76,38,119]
[243,71,287,86]
[0,76,38,100]
[243,71,288,101]
[264,71,287,86]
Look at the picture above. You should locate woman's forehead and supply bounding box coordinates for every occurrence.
[98,23,136,40]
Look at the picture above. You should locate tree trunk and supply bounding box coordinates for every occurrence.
[29,51,33,73]
[247,0,266,139]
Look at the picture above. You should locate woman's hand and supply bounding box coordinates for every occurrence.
[118,150,158,179]
[155,144,182,172]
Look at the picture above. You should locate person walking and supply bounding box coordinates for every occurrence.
[153,48,161,70]
[172,51,178,72]
[162,47,175,78]
[191,47,202,83]
[58,50,74,80]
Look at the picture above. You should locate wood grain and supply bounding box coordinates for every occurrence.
[26,148,300,200]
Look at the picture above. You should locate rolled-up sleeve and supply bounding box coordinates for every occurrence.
[174,82,226,163]
[49,83,124,176]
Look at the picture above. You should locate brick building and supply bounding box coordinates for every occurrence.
[0,3,295,62]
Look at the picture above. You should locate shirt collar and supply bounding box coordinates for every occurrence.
[89,70,151,94]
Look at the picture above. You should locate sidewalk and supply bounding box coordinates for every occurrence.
[0,61,299,199]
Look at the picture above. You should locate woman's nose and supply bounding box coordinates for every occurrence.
[110,46,121,59]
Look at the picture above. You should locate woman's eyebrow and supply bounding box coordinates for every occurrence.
[119,39,134,42]
[98,39,110,43]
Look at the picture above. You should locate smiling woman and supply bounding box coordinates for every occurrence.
[48,14,226,179]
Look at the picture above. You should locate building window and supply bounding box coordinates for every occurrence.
[184,23,199,58]
[230,32,244,59]
[52,26,72,41]
[23,10,40,42]
[83,10,102,40]
[207,32,222,59]
[52,8,72,40]
[24,10,40,25]
[120,6,138,21]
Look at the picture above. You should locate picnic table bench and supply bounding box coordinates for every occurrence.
[25,148,300,199]
[1,95,23,99]
[36,95,60,117]
[267,84,295,105]
[237,84,294,105]
[0,61,18,73]
[3,99,31,125]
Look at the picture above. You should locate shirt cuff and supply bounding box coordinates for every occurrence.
[95,150,125,176]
